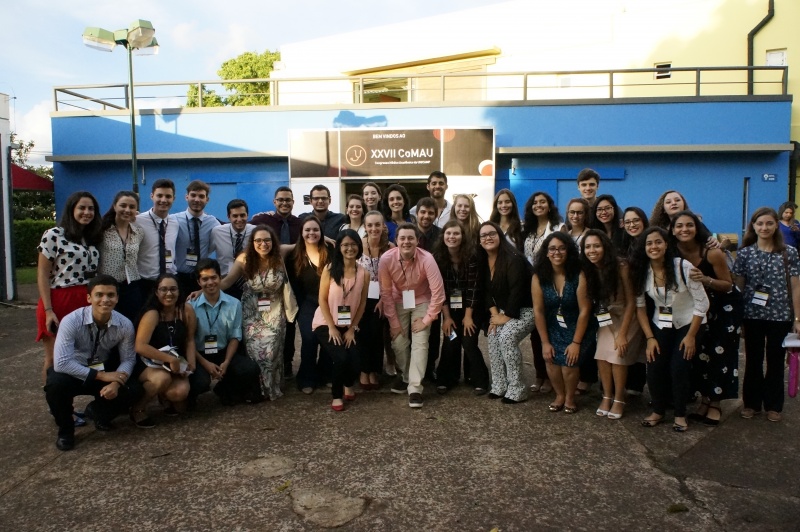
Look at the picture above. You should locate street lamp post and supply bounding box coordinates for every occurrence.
[82,20,158,194]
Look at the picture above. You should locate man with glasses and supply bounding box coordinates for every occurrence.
[210,199,255,300]
[299,184,346,239]
[379,223,445,408]
[251,187,303,378]
[410,171,452,228]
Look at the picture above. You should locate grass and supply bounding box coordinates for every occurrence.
[16,267,37,285]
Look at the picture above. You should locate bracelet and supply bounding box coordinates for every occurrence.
[646,336,655,340]
[571,340,581,346]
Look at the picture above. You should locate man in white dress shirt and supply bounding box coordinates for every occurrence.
[135,178,179,296]
[210,199,255,299]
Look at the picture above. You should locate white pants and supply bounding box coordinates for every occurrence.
[391,302,431,394]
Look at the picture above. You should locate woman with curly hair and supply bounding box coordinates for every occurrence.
[220,225,293,400]
[382,184,415,242]
[581,229,642,420]
[450,194,482,245]
[37,191,102,383]
[631,227,709,432]
[532,231,596,414]
[489,189,522,247]
[650,190,690,230]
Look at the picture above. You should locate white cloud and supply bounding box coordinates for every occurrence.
[13,100,53,167]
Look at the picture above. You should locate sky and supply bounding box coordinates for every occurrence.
[1,0,508,166]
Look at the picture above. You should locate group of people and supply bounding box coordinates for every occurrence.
[38,169,800,451]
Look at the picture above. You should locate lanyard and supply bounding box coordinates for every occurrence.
[651,266,670,306]
[149,211,168,231]
[204,304,221,333]
[400,256,415,291]
[115,225,129,264]
[86,308,109,361]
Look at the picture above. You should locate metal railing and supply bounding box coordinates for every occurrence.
[53,66,789,112]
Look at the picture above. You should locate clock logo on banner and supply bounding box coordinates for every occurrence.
[345,145,367,167]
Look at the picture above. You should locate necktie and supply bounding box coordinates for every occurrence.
[280,218,291,244]
[158,220,166,276]
[234,232,243,256]
[192,217,202,260]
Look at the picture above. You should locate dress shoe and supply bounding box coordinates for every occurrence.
[56,436,74,451]
[94,420,113,431]
[343,393,356,401]
[331,402,345,412]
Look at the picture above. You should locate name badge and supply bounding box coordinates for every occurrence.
[752,285,771,307]
[596,305,612,327]
[402,290,416,310]
[658,306,673,328]
[124,264,134,285]
[185,249,198,268]
[165,250,174,269]
[204,334,218,355]
[556,312,568,329]
[337,305,352,326]
[88,358,104,371]
[450,289,463,309]
[368,280,380,299]
[448,330,458,341]
[258,294,271,312]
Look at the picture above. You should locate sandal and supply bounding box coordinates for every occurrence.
[672,421,688,433]
[564,405,579,414]
[688,398,710,422]
[641,415,663,428]
[703,405,721,426]
[130,410,155,429]
[607,400,625,420]
[596,396,612,417]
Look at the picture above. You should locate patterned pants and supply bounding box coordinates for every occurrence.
[488,307,535,401]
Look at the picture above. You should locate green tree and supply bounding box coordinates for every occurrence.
[10,133,55,221]
[185,49,280,107]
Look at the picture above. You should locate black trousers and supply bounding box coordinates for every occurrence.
[647,324,694,417]
[425,316,441,380]
[742,319,791,413]
[627,362,647,393]
[314,326,360,399]
[283,320,296,376]
[359,299,385,374]
[188,349,261,404]
[530,327,547,381]
[437,310,489,389]
[45,368,140,438]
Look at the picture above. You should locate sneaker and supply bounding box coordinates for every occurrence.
[436,385,448,395]
[473,387,488,396]
[163,406,179,417]
[409,393,423,408]
[740,408,757,419]
[767,411,782,422]
[390,377,407,394]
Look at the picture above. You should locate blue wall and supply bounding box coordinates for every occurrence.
[51,98,792,234]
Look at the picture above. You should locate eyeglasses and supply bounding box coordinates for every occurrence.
[547,246,568,255]
[568,210,585,216]
[623,218,642,226]
[253,238,272,244]
[596,206,614,214]
[311,196,330,202]
[275,198,293,203]
[157,287,179,294]
[340,243,359,249]
[479,231,499,241]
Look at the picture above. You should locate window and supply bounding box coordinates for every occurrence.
[654,62,672,80]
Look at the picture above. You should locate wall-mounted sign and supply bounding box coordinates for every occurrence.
[289,128,494,180]
[762,173,777,182]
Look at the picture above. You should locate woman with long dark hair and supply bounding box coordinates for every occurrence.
[650,190,690,230]
[358,210,394,388]
[434,220,489,394]
[733,207,800,422]
[478,221,534,404]
[581,229,642,419]
[313,229,370,411]
[37,191,102,383]
[777,201,800,251]
[382,184,415,242]
[361,182,383,213]
[288,217,332,393]
[521,191,564,394]
[131,274,196,426]
[489,188,522,247]
[532,232,596,414]
[221,224,292,400]
[621,206,649,259]
[99,190,144,321]
[670,211,741,425]
[631,227,709,432]
[591,194,625,250]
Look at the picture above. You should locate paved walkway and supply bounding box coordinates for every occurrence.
[1,289,798,530]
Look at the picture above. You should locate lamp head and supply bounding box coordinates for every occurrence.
[127,19,155,49]
[82,27,116,52]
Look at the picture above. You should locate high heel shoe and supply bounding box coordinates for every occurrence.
[607,400,625,420]
[596,396,612,417]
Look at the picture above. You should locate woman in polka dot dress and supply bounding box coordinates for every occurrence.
[36,191,102,383]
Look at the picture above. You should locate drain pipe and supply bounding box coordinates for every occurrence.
[747,0,774,95]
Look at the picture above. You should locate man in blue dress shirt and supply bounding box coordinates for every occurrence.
[44,275,139,451]
[175,180,221,296]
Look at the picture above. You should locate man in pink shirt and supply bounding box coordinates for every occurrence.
[379,223,445,408]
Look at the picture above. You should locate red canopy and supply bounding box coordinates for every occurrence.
[11,164,53,191]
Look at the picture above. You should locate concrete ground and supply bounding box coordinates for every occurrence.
[1,284,799,530]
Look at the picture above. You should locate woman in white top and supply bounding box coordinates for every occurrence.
[339,194,367,238]
[521,191,565,393]
[565,198,590,247]
[99,191,144,321]
[632,227,709,432]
